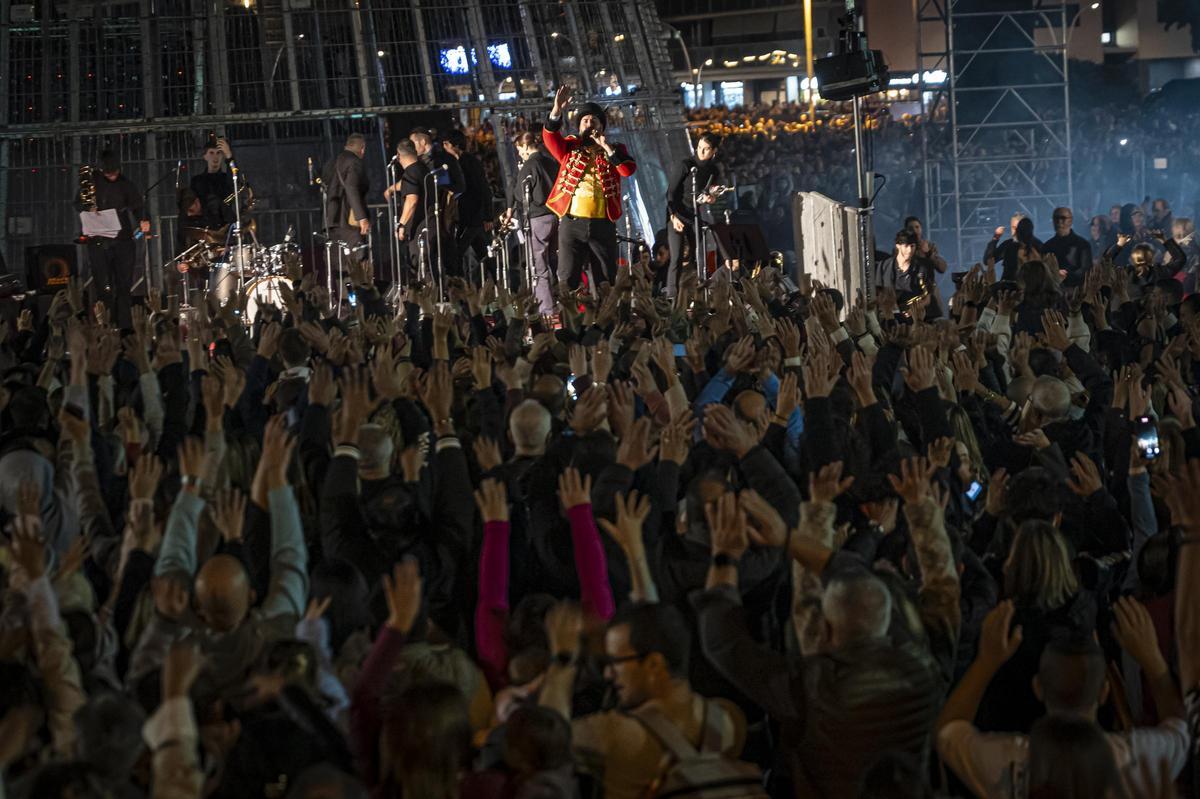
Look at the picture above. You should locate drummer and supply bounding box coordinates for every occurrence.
[175,188,218,305]
[191,136,237,229]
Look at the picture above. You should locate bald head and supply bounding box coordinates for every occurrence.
[510,400,551,456]
[732,390,769,442]
[195,555,251,632]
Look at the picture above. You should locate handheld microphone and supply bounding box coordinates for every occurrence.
[429,164,448,174]
[307,156,314,186]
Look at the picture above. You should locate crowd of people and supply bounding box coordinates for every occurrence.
[8,113,1200,795]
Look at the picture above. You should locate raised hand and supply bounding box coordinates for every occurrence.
[809,461,854,504]
[887,456,933,506]
[557,466,592,511]
[740,488,788,548]
[598,490,652,554]
[473,436,503,472]
[702,403,757,459]
[705,492,748,560]
[473,478,509,524]
[383,558,422,634]
[901,345,937,393]
[977,600,1023,669]
[129,454,164,501]
[258,415,296,490]
[616,416,658,471]
[212,488,247,543]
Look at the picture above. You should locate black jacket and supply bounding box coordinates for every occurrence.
[666,157,722,224]
[76,172,146,239]
[454,151,493,228]
[510,151,558,220]
[321,150,369,230]
[1043,231,1093,286]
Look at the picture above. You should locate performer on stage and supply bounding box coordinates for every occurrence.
[76,150,149,329]
[190,136,236,229]
[321,133,371,270]
[665,132,722,299]
[384,140,432,280]
[543,86,637,288]
[442,129,493,281]
[505,131,559,313]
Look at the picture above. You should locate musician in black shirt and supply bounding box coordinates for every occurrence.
[506,131,559,313]
[443,129,493,281]
[189,137,236,230]
[75,150,149,329]
[665,133,723,298]
[384,140,432,281]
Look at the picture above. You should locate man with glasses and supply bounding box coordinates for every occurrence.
[539,602,746,799]
[1043,207,1092,287]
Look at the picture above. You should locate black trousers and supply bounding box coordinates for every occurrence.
[557,215,618,290]
[86,237,136,329]
[666,221,698,298]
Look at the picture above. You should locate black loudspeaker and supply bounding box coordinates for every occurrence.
[24,245,76,293]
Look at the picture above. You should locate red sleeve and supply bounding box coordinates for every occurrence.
[614,144,637,178]
[567,503,616,621]
[350,626,407,786]
[543,124,569,162]
[475,520,511,692]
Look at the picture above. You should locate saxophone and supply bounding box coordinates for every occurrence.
[78,165,97,211]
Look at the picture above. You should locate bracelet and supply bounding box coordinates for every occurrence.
[552,651,578,667]
[711,552,740,569]
[435,417,453,428]
[180,475,202,490]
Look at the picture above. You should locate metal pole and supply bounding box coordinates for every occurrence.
[803,0,815,119]
[231,160,245,296]
[852,96,874,302]
[523,178,536,297]
[426,171,444,300]
[692,167,704,288]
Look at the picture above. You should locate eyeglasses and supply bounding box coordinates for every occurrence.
[600,652,646,669]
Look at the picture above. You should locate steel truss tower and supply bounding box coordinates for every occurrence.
[916,0,1074,271]
[0,0,688,282]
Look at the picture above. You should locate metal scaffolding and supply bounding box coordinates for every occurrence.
[0,0,688,283]
[916,0,1073,270]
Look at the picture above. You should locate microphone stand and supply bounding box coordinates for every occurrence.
[522,177,536,300]
[622,194,633,274]
[417,229,429,285]
[137,170,174,297]
[691,167,706,297]
[424,170,444,300]
[386,159,401,298]
[229,158,246,303]
[315,169,334,316]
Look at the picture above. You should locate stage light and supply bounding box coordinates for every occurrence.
[1119,138,1128,146]
[1090,2,1099,8]
[376,50,385,57]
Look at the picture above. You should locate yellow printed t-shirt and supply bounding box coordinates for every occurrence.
[567,155,608,219]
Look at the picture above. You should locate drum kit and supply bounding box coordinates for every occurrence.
[170,223,298,323]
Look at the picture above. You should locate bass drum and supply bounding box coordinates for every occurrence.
[244,275,288,323]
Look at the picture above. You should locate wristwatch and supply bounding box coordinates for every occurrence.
[711,552,740,569]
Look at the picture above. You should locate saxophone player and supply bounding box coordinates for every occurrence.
[873,229,942,320]
[76,149,150,329]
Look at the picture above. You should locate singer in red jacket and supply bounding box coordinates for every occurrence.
[542,86,637,288]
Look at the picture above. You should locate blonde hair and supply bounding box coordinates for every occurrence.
[1005,519,1078,611]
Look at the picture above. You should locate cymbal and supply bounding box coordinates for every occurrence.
[182,224,230,245]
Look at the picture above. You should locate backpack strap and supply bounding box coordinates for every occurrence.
[628,706,703,762]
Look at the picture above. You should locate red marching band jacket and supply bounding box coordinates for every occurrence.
[541,115,637,222]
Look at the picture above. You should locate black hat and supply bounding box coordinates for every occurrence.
[575,102,607,131]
